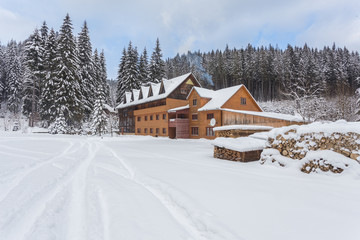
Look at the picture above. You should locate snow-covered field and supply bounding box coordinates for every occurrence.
[0,133,359,240]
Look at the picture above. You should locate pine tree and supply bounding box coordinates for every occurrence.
[23,28,44,126]
[116,48,127,103]
[91,85,108,136]
[7,54,23,114]
[99,50,110,103]
[123,42,140,90]
[54,14,83,126]
[139,47,149,84]
[40,28,58,122]
[78,21,95,119]
[149,38,165,83]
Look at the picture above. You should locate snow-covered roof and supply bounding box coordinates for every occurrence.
[132,89,140,101]
[221,108,304,122]
[125,92,132,103]
[213,125,274,131]
[188,85,262,112]
[197,85,242,111]
[168,105,189,113]
[103,104,116,113]
[116,73,194,109]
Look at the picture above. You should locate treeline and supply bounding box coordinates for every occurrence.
[0,14,109,131]
[164,44,360,121]
[165,44,360,101]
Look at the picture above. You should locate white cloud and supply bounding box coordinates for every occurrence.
[0,7,36,43]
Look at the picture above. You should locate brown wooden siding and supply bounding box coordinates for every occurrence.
[222,111,303,128]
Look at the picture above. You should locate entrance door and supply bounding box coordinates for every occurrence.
[169,127,176,139]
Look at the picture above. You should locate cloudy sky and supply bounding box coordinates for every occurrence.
[1,0,360,79]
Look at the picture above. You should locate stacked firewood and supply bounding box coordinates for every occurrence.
[214,146,243,161]
[267,130,360,162]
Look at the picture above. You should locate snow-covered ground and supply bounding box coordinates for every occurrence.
[0,132,359,240]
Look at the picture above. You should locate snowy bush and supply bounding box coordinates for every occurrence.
[48,112,68,134]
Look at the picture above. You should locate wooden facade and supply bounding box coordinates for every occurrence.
[116,73,304,139]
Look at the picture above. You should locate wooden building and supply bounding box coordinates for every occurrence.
[116,73,304,139]
[116,73,201,136]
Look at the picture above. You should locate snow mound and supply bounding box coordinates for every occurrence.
[267,120,360,139]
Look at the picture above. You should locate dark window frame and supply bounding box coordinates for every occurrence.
[207,113,214,119]
[241,97,246,105]
[191,127,199,136]
[192,114,198,121]
[193,99,197,106]
[206,127,215,136]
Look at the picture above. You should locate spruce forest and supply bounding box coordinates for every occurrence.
[1,15,360,133]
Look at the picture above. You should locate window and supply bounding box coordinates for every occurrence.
[207,113,214,119]
[163,128,166,134]
[193,99,197,106]
[137,116,141,121]
[137,128,141,133]
[156,114,159,120]
[150,128,153,134]
[180,88,187,94]
[206,127,215,136]
[192,114,198,121]
[145,116,148,121]
[144,128,148,133]
[191,127,199,136]
[156,128,159,134]
[241,97,246,105]
[163,114,166,120]
[150,115,153,121]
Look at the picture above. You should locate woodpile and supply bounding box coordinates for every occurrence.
[301,159,345,174]
[214,146,262,162]
[267,131,360,162]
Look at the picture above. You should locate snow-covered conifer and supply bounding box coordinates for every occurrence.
[78,21,95,119]
[149,38,165,83]
[116,48,127,103]
[99,50,110,103]
[54,14,83,125]
[139,48,149,84]
[91,85,108,136]
[23,29,44,124]
[40,28,58,122]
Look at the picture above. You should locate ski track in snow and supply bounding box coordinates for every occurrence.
[0,139,102,240]
[0,136,242,240]
[102,143,242,240]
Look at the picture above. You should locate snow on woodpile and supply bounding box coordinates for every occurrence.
[213,125,273,131]
[261,120,360,175]
[214,125,273,138]
[213,137,266,152]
